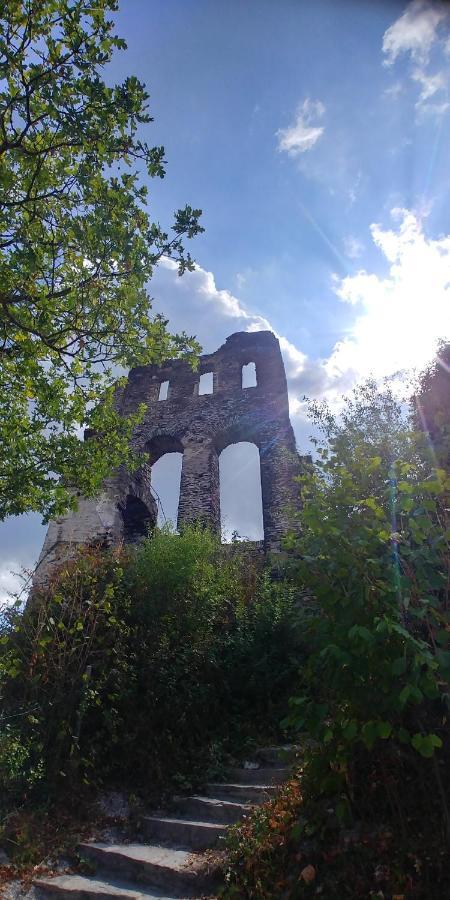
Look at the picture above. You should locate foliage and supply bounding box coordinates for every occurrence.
[284,383,449,799]
[223,379,450,898]
[0,527,300,819]
[0,0,203,520]
[223,775,305,899]
[414,340,450,469]
[223,770,450,898]
[0,796,98,872]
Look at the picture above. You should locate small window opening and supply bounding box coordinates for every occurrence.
[158,380,169,401]
[242,362,257,388]
[198,371,214,395]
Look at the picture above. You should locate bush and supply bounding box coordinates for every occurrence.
[284,383,450,828]
[223,775,304,899]
[0,526,301,813]
[223,380,450,898]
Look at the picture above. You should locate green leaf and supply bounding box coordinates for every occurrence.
[399,684,423,706]
[376,721,392,739]
[391,656,407,676]
[411,733,443,758]
[361,721,378,749]
[0,2,203,520]
[343,721,358,741]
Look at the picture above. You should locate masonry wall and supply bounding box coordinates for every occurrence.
[34,331,300,584]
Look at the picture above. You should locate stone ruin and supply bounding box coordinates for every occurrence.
[34,330,300,584]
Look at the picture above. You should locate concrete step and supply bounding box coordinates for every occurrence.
[77,843,216,898]
[174,795,252,824]
[226,766,289,785]
[34,873,181,899]
[205,782,278,803]
[142,815,227,851]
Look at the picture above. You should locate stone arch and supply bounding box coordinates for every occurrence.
[219,440,264,542]
[116,460,157,544]
[145,434,184,527]
[119,494,155,543]
[145,434,184,465]
[213,419,264,456]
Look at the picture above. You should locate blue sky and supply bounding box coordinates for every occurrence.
[1,0,450,599]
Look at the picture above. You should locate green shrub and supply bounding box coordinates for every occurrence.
[222,379,450,899]
[0,526,300,810]
[284,382,450,830]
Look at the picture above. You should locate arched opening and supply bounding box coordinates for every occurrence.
[151,453,183,528]
[242,361,257,388]
[219,441,264,542]
[120,495,154,543]
[146,435,184,529]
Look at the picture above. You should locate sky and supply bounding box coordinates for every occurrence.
[1,0,450,600]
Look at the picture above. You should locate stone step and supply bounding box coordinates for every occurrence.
[174,795,252,824]
[226,766,289,785]
[205,782,278,803]
[142,815,227,851]
[34,873,181,899]
[77,843,217,898]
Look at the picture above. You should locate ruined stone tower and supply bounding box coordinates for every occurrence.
[35,331,299,583]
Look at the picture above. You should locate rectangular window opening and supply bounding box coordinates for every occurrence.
[198,371,214,395]
[158,380,169,401]
[242,362,257,388]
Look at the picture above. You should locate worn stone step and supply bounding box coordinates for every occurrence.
[226,766,289,785]
[34,873,181,899]
[205,782,278,803]
[77,843,216,898]
[174,795,252,825]
[142,815,227,850]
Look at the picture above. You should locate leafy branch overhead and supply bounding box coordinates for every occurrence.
[0,0,204,520]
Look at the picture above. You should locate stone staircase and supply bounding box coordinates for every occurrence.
[34,747,293,900]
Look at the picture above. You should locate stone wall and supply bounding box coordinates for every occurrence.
[34,330,300,584]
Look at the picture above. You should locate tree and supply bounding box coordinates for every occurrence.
[285,381,450,840]
[414,341,450,470]
[0,0,203,520]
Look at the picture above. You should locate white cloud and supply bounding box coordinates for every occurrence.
[420,99,450,115]
[384,80,404,99]
[344,236,365,259]
[331,208,450,379]
[383,0,449,65]
[0,563,23,605]
[156,257,313,403]
[154,257,344,449]
[156,208,449,423]
[382,1,450,115]
[276,98,325,156]
[412,65,447,102]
